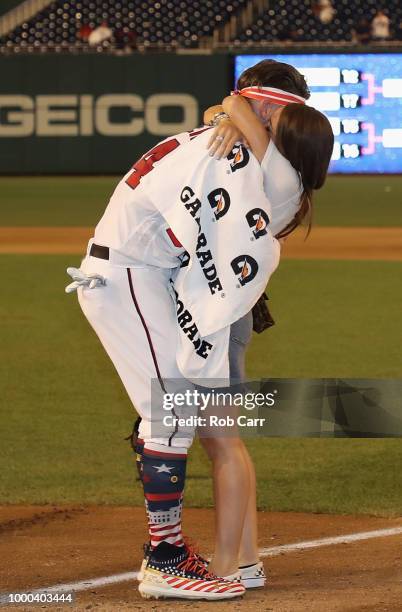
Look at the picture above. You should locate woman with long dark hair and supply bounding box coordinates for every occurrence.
[200,71,334,582]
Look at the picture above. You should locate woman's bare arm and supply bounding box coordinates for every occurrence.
[222,95,269,163]
[204,104,249,159]
[207,118,248,159]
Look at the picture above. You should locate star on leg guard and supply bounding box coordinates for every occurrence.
[141,443,187,548]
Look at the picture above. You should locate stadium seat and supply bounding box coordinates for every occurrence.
[233,0,402,45]
[0,0,249,51]
[1,0,401,51]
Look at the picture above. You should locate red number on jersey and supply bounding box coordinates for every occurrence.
[125,138,180,190]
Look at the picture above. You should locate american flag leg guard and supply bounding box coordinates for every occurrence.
[141,444,187,548]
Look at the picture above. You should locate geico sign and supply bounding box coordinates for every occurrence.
[0,94,198,137]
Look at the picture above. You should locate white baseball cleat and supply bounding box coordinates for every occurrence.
[138,542,245,600]
[239,561,267,588]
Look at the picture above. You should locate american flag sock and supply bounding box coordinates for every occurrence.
[148,520,184,548]
[141,443,187,549]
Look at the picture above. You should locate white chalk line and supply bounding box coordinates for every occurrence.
[260,526,402,556]
[2,526,402,601]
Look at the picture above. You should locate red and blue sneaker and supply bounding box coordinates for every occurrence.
[138,541,245,600]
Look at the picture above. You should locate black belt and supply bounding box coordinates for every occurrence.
[90,243,110,260]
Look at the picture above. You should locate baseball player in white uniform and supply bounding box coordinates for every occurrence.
[66,60,333,600]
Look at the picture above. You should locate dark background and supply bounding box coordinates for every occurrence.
[0,54,231,173]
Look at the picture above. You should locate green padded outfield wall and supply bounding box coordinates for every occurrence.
[0,0,23,16]
[0,54,231,174]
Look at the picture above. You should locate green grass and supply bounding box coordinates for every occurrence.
[1,254,401,514]
[0,176,401,227]
[189,439,402,516]
[313,175,402,227]
[250,259,402,378]
[0,177,117,227]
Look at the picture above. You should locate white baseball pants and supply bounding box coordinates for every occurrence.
[78,253,252,449]
[78,254,199,448]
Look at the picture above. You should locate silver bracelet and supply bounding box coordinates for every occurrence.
[209,111,229,127]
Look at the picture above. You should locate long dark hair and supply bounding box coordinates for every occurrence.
[274,104,334,239]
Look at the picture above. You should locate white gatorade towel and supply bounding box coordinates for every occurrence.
[142,129,281,383]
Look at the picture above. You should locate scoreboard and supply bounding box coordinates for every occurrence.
[234,54,402,174]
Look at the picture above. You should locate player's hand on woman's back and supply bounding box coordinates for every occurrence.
[207,119,249,160]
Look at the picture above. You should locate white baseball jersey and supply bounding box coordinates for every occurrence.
[78,128,302,446]
[93,129,301,268]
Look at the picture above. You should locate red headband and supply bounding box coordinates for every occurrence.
[232,86,306,105]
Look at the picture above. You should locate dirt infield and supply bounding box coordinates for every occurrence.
[1,226,402,260]
[2,227,402,612]
[1,506,402,611]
